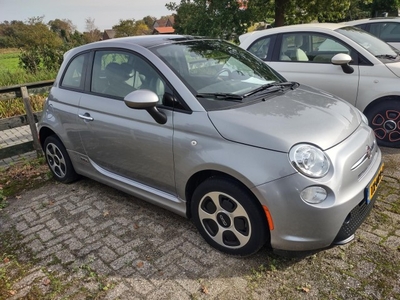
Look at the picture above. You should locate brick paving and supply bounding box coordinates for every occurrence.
[0,125,37,167]
[0,130,399,298]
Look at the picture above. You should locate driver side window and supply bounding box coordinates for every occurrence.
[309,34,351,63]
[91,50,166,103]
[279,33,351,63]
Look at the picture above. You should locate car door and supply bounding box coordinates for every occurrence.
[50,51,90,154]
[77,49,176,194]
[268,32,360,106]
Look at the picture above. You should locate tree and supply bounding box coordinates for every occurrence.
[48,18,76,41]
[134,20,151,35]
[113,19,150,37]
[15,17,63,73]
[249,0,351,27]
[83,18,101,43]
[113,19,137,37]
[142,15,156,29]
[166,0,251,40]
[370,0,400,16]
[0,20,25,48]
[346,0,373,20]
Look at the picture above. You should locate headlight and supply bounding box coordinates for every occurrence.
[289,144,330,178]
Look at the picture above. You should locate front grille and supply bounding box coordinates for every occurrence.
[332,196,377,244]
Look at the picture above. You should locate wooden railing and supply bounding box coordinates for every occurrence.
[0,80,54,160]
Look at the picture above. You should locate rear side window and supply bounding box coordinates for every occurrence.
[60,53,89,90]
[247,36,273,60]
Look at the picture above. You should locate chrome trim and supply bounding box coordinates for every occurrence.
[351,141,376,171]
[90,158,182,204]
[78,114,94,121]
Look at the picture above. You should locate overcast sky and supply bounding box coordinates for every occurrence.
[0,0,174,32]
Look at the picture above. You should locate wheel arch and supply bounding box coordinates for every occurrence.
[39,126,57,149]
[363,95,400,115]
[185,170,266,223]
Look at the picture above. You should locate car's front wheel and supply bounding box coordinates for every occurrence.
[365,99,400,148]
[43,135,79,183]
[191,177,269,256]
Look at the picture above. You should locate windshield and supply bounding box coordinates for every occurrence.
[336,26,400,61]
[153,39,285,109]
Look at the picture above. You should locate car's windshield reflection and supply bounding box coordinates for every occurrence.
[153,40,286,108]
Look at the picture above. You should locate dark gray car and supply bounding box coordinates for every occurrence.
[38,35,383,256]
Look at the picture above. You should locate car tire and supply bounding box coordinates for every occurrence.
[365,99,400,148]
[191,177,269,256]
[43,135,79,183]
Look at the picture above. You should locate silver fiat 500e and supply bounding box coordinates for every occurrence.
[38,35,384,256]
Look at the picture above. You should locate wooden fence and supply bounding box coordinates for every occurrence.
[0,80,54,160]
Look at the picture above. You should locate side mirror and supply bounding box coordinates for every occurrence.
[124,90,167,124]
[331,53,354,74]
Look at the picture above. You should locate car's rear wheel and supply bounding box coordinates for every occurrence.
[191,177,269,256]
[44,135,79,183]
[365,99,400,148]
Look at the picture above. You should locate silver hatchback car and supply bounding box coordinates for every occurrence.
[38,35,384,256]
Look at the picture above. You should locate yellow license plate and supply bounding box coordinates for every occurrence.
[366,163,384,204]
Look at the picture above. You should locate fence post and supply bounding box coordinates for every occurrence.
[20,86,43,157]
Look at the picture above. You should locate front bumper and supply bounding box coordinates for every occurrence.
[251,125,383,252]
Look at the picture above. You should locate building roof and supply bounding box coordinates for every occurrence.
[153,27,175,34]
[103,29,116,40]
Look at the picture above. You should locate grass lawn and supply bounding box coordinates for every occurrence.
[0,48,21,73]
[0,48,57,87]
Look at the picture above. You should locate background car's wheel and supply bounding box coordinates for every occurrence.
[191,177,269,256]
[43,135,79,183]
[365,99,400,148]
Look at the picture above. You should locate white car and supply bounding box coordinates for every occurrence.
[239,23,400,148]
[345,17,400,50]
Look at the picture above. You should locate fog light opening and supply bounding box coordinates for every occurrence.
[300,186,328,204]
[344,213,352,224]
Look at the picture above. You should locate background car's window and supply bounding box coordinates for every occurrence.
[247,37,272,60]
[280,33,351,63]
[337,26,398,58]
[311,35,351,62]
[280,34,309,61]
[91,50,166,102]
[61,53,88,89]
[370,22,400,42]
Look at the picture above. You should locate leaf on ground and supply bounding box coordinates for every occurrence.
[103,210,109,217]
[133,223,139,229]
[8,290,16,296]
[42,277,51,286]
[137,261,144,268]
[201,285,209,294]
[300,286,310,293]
[3,257,10,263]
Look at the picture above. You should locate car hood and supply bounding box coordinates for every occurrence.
[208,86,361,152]
[385,61,400,78]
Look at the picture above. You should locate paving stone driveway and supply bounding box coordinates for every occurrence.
[1,147,400,299]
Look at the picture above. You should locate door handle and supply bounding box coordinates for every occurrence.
[78,113,94,121]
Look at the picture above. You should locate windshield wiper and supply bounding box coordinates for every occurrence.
[196,93,243,101]
[243,81,299,98]
[375,54,399,59]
